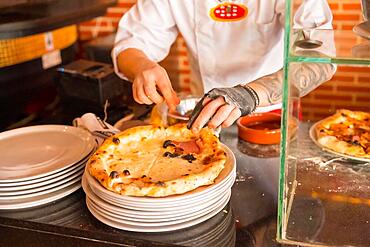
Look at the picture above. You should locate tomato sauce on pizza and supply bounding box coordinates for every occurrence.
[87,124,227,197]
[315,109,370,159]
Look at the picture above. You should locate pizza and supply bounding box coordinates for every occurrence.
[315,109,370,159]
[87,124,227,197]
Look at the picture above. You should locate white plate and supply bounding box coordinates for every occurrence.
[0,145,95,187]
[97,177,234,210]
[84,144,235,204]
[0,181,81,210]
[0,125,95,181]
[82,174,233,218]
[85,168,234,209]
[86,190,231,227]
[86,191,231,232]
[0,169,83,200]
[309,121,370,163]
[82,173,233,215]
[87,192,230,223]
[0,166,85,196]
[88,172,235,209]
[0,157,88,191]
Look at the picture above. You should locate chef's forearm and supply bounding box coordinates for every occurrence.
[246,70,283,106]
[117,48,157,81]
[289,63,336,97]
[247,63,335,107]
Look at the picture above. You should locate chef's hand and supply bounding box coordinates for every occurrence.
[132,62,180,112]
[190,97,241,132]
[188,85,259,132]
[117,48,180,112]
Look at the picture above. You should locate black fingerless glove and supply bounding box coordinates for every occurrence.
[187,85,260,129]
[206,85,260,116]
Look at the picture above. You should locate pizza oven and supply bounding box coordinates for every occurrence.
[0,0,117,130]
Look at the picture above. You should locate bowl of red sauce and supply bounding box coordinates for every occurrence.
[237,113,281,145]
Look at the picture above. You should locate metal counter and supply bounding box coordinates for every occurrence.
[0,125,281,247]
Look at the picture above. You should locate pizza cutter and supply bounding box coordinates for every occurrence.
[187,93,223,132]
[187,98,221,135]
[187,95,208,129]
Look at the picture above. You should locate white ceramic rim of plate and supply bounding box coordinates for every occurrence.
[85,167,235,208]
[0,165,85,195]
[85,144,235,203]
[86,190,231,224]
[82,174,234,217]
[0,169,83,200]
[86,190,231,227]
[0,157,88,190]
[0,145,95,187]
[0,158,88,191]
[91,173,235,209]
[0,125,95,182]
[86,191,229,223]
[0,181,81,210]
[96,175,234,210]
[86,191,231,232]
[82,175,230,218]
[309,121,370,163]
[82,175,200,218]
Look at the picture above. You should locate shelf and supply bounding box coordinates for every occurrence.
[288,29,370,65]
[0,0,117,39]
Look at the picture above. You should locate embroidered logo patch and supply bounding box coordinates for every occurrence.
[210,3,248,22]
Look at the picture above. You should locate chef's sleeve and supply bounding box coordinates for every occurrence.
[250,0,336,101]
[276,0,336,57]
[112,0,178,80]
[276,0,333,29]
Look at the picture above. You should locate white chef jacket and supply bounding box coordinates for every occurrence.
[112,0,333,95]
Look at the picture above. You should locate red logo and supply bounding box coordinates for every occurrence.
[210,3,248,22]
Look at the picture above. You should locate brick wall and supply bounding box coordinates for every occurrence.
[300,0,370,121]
[78,0,370,119]
[77,0,191,93]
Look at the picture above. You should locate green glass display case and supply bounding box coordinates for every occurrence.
[277,0,370,246]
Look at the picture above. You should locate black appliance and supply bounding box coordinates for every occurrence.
[57,59,133,123]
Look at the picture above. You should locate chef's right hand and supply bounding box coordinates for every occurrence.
[132,62,180,112]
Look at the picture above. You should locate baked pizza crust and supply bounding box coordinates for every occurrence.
[87,124,227,197]
[315,109,370,158]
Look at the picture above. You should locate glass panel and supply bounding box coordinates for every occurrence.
[280,0,370,245]
[279,63,370,246]
[278,63,300,241]
[287,0,370,65]
[290,30,370,65]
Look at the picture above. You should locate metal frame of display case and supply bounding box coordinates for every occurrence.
[277,0,370,246]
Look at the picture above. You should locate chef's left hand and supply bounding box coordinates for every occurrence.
[190,97,241,132]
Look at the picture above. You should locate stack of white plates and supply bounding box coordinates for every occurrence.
[82,144,236,232]
[0,125,96,210]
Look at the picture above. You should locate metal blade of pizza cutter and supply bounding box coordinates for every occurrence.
[187,95,208,129]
